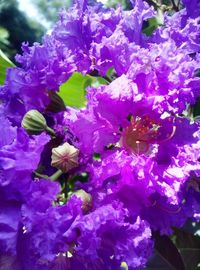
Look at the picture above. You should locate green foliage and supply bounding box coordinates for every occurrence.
[0,0,45,61]
[192,99,200,122]
[58,72,108,108]
[0,49,15,85]
[143,9,164,36]
[144,233,186,270]
[174,226,200,270]
[33,0,71,26]
[58,73,90,108]
[104,0,132,10]
[143,223,200,270]
[0,27,9,46]
[0,27,13,58]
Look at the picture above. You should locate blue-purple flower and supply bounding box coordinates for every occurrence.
[0,0,200,269]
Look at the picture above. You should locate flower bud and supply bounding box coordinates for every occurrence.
[51,142,79,173]
[22,109,47,135]
[46,91,66,113]
[73,189,92,213]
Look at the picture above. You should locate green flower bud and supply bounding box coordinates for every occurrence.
[22,110,47,135]
[22,110,56,136]
[72,189,92,213]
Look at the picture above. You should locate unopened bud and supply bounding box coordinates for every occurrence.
[22,109,47,135]
[46,91,66,113]
[51,142,79,173]
[73,189,92,213]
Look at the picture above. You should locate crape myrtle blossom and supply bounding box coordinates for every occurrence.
[0,0,199,124]
[66,74,200,234]
[151,3,200,54]
[92,40,200,113]
[0,119,153,269]
[0,0,200,269]
[0,0,154,123]
[0,122,50,255]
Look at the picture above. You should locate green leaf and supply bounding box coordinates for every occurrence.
[193,100,200,119]
[58,72,107,108]
[0,49,15,85]
[88,75,108,87]
[58,72,91,108]
[0,27,9,45]
[174,227,200,270]
[144,233,186,270]
[143,9,164,36]
[179,248,200,270]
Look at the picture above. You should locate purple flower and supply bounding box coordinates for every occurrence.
[151,3,200,54]
[0,128,50,197]
[67,203,153,270]
[66,70,200,233]
[0,127,50,261]
[0,0,200,269]
[0,0,155,122]
[0,116,16,148]
[182,0,200,18]
[0,201,21,255]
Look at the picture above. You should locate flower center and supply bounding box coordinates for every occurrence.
[121,116,160,155]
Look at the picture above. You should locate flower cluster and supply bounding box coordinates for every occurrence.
[0,0,200,269]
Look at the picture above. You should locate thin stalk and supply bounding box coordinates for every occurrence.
[46,126,56,137]
[50,169,63,181]
[34,171,49,179]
